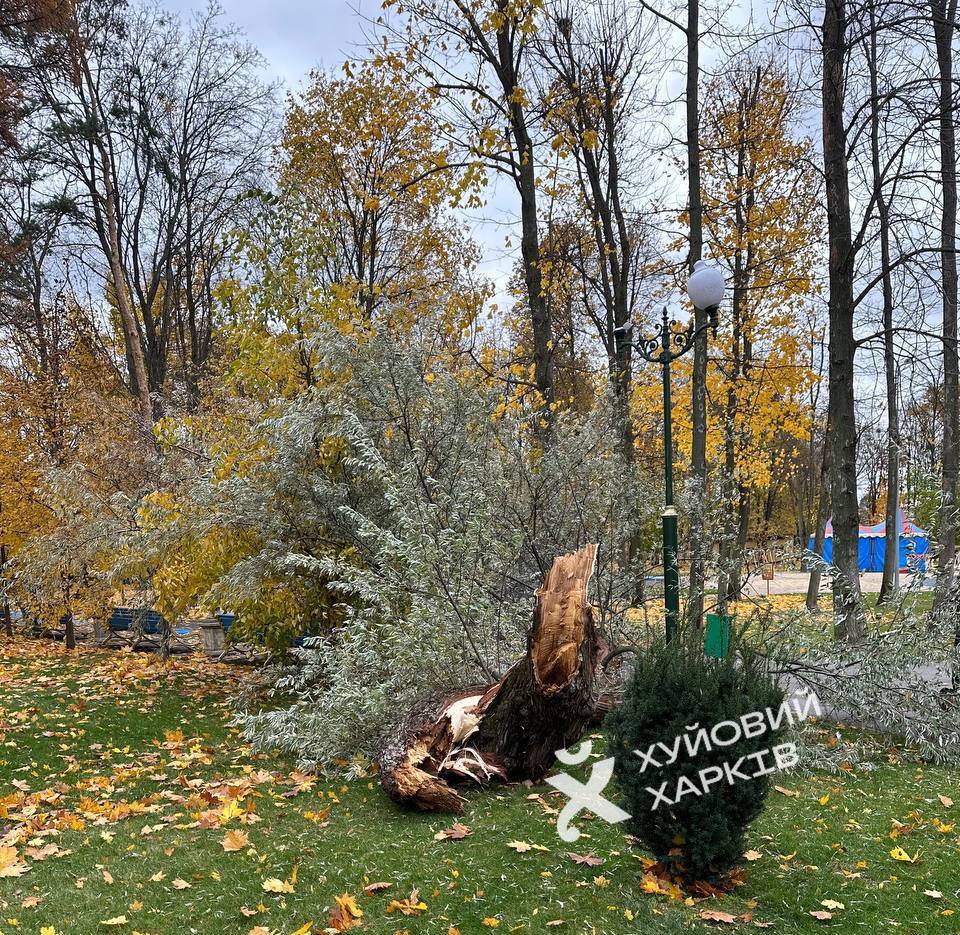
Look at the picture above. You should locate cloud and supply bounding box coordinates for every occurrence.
[164,0,372,86]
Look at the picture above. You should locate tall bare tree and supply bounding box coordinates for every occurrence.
[822,0,867,640]
[16,0,272,419]
[865,7,902,603]
[931,0,959,623]
[385,0,555,423]
[533,1,660,455]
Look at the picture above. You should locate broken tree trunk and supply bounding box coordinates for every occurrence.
[378,543,602,813]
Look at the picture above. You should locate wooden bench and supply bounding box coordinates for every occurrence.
[108,607,165,635]
[98,607,191,650]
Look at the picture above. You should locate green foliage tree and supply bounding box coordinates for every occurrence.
[606,632,785,880]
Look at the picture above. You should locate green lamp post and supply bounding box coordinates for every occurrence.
[616,260,725,640]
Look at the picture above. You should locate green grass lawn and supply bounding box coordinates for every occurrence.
[1,639,958,935]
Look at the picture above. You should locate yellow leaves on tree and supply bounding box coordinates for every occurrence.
[278,60,484,353]
[636,60,821,512]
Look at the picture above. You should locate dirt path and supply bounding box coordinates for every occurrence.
[738,571,931,596]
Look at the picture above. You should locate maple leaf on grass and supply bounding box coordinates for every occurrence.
[507,840,548,853]
[221,828,251,852]
[434,822,472,841]
[640,871,683,900]
[699,909,739,924]
[889,846,921,863]
[363,881,392,894]
[386,888,428,916]
[0,846,30,878]
[327,893,363,931]
[565,852,603,866]
[262,877,295,893]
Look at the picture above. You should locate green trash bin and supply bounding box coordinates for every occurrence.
[705,612,731,658]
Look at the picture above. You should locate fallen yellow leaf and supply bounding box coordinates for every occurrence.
[0,847,29,879]
[700,908,738,924]
[889,846,920,863]
[262,878,295,894]
[221,829,250,853]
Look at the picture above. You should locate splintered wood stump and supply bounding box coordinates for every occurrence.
[378,544,601,813]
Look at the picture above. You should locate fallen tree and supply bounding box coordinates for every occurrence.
[378,543,604,812]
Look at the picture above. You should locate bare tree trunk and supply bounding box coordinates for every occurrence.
[932,0,959,622]
[807,426,833,610]
[379,545,601,812]
[724,490,751,603]
[103,174,153,426]
[161,620,172,660]
[867,18,901,604]
[494,3,554,426]
[1,542,11,638]
[686,0,707,627]
[61,610,75,651]
[823,0,865,641]
[73,38,154,427]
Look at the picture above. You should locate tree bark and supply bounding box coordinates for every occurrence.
[867,18,901,605]
[723,490,751,604]
[61,610,75,651]
[932,0,959,626]
[822,0,865,641]
[806,424,833,611]
[494,2,554,425]
[379,544,602,812]
[72,30,154,427]
[1,542,11,638]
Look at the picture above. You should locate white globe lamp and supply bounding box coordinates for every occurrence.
[686,259,725,310]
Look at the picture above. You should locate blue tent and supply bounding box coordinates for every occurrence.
[808,508,929,572]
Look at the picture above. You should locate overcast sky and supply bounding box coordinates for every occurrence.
[166,0,372,87]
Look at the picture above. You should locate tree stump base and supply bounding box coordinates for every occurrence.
[378,544,601,812]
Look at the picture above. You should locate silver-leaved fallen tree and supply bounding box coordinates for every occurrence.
[220,329,658,771]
